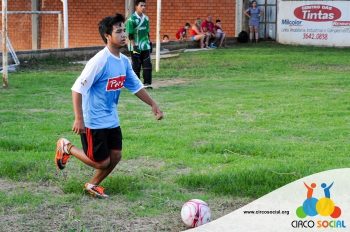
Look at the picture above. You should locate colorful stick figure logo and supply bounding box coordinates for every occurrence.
[296,182,342,219]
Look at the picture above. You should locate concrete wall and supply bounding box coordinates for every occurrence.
[11,37,237,63]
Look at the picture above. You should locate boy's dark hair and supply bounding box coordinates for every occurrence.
[216,19,221,23]
[185,23,191,27]
[135,0,146,6]
[163,34,169,39]
[98,13,125,44]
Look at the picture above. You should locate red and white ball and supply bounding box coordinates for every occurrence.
[181,199,211,228]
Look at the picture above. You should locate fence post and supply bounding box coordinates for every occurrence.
[2,0,8,88]
[58,13,62,48]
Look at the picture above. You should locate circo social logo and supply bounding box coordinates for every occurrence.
[296,182,341,219]
[294,5,341,22]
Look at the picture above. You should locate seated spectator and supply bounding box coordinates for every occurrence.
[189,18,209,48]
[201,15,216,48]
[175,23,191,41]
[162,35,170,43]
[214,19,226,47]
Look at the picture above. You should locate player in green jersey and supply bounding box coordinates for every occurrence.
[126,0,153,89]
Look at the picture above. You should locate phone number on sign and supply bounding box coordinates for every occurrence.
[303,33,328,40]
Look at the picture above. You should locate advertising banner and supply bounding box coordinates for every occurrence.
[277,1,350,46]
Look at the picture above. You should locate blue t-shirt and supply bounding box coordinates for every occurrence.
[71,47,143,129]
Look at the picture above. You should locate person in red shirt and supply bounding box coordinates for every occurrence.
[201,15,216,48]
[175,23,190,41]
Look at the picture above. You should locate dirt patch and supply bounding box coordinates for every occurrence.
[151,79,191,89]
[0,162,252,231]
[84,196,250,231]
[0,179,63,195]
[118,156,166,174]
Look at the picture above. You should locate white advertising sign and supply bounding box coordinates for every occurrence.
[187,169,350,232]
[277,1,350,47]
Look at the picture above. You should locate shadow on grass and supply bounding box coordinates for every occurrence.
[61,175,142,196]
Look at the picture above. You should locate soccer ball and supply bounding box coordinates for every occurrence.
[181,199,211,228]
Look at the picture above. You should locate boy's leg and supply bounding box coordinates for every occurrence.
[131,52,142,78]
[55,138,109,170]
[220,33,226,47]
[206,34,210,47]
[69,145,110,169]
[56,128,114,170]
[88,149,122,185]
[199,35,205,48]
[56,128,122,198]
[209,34,217,48]
[193,35,204,48]
[84,127,123,198]
[55,138,110,170]
[141,50,152,86]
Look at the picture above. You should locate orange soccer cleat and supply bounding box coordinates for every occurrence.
[55,138,72,170]
[84,183,109,198]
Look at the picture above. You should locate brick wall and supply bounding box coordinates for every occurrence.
[40,0,124,49]
[0,1,32,51]
[146,0,236,42]
[1,0,236,51]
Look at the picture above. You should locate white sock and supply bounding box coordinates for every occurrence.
[85,183,95,190]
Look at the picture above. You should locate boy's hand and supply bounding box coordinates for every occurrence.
[134,88,163,120]
[152,104,164,120]
[133,45,140,54]
[72,119,86,134]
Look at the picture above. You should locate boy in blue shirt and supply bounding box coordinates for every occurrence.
[55,13,163,198]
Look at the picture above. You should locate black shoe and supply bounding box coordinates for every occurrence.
[144,84,153,89]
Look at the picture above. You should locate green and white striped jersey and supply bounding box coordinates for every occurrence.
[126,12,150,51]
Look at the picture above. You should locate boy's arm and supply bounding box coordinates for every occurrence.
[135,88,163,120]
[126,18,137,50]
[72,91,85,134]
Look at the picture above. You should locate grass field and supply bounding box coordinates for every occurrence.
[0,43,349,231]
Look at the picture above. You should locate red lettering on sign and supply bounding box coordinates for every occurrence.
[106,76,126,91]
[294,5,341,22]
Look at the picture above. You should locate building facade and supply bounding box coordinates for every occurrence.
[1,0,238,51]
[3,1,347,51]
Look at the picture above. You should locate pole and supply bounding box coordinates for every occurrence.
[31,0,39,50]
[58,13,62,48]
[62,0,69,48]
[125,0,134,18]
[2,0,8,88]
[235,0,242,37]
[155,0,161,72]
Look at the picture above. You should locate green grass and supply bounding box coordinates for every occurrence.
[0,43,349,228]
